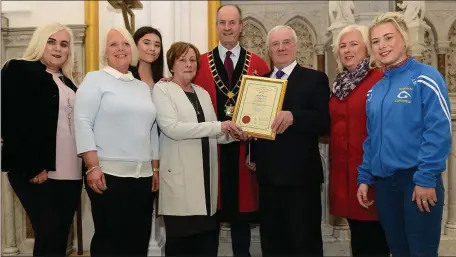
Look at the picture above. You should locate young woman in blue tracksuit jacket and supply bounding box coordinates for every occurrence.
[357,12,451,257]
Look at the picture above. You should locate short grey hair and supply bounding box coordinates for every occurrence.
[100,27,138,67]
[333,24,370,73]
[267,25,298,49]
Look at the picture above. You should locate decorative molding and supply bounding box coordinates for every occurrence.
[238,2,328,45]
[1,14,9,29]
[240,17,268,61]
[262,11,286,26]
[314,44,326,55]
[286,16,316,68]
[424,10,456,46]
[438,41,451,55]
[2,25,86,46]
[447,24,456,92]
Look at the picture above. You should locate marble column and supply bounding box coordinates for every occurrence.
[333,217,350,240]
[437,41,450,77]
[315,44,326,73]
[445,122,456,237]
[439,41,455,237]
[148,212,164,256]
[2,173,19,255]
[327,23,350,55]
[406,21,430,62]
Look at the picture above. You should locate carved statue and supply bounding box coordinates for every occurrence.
[397,1,425,24]
[328,1,355,25]
[108,0,143,35]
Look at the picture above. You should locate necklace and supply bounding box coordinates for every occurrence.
[173,79,201,115]
[187,92,200,115]
[64,92,74,135]
[58,75,74,134]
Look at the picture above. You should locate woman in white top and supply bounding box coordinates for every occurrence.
[1,22,82,256]
[152,41,246,257]
[74,27,159,257]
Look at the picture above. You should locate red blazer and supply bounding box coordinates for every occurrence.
[193,50,269,213]
[329,68,384,221]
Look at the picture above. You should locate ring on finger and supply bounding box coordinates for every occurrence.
[422,200,428,203]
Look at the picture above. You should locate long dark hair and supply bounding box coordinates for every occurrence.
[133,26,164,82]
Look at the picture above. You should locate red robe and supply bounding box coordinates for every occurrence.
[193,47,269,219]
[329,68,384,220]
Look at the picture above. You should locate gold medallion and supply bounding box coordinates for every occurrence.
[225,105,235,117]
[208,51,252,118]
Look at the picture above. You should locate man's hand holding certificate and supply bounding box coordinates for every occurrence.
[271,111,293,134]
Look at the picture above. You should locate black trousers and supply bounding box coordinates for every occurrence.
[7,172,82,256]
[217,216,251,257]
[86,174,154,257]
[165,229,219,257]
[259,184,323,257]
[347,219,390,257]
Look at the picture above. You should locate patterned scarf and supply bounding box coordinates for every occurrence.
[332,57,370,100]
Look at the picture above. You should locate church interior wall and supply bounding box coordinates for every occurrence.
[2,0,456,256]
[1,1,84,28]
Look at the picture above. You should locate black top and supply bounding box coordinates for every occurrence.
[129,65,141,80]
[1,60,78,179]
[210,47,252,221]
[252,65,331,186]
[163,91,217,237]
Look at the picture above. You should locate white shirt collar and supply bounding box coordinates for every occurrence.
[218,42,241,59]
[273,60,298,77]
[102,66,135,81]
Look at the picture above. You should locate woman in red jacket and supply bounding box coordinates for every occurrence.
[329,24,389,257]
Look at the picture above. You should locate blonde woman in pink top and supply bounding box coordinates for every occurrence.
[1,22,82,256]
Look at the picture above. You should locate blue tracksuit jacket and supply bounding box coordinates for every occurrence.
[357,58,452,188]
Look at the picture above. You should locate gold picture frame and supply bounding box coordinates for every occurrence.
[232,75,287,140]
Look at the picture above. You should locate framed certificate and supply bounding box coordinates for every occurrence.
[232,75,287,140]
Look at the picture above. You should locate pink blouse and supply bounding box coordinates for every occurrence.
[47,71,82,180]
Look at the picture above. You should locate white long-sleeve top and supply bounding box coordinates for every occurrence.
[74,67,159,178]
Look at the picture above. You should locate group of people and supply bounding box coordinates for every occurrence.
[0,3,451,257]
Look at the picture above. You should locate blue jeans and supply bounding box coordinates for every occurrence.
[375,168,444,257]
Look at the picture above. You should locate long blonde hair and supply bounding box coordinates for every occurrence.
[368,12,411,68]
[21,22,76,84]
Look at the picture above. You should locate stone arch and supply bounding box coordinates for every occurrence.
[447,20,456,92]
[285,16,317,68]
[421,18,438,67]
[240,16,268,61]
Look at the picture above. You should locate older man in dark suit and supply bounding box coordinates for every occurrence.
[249,25,330,257]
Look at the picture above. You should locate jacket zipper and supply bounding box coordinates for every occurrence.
[379,77,391,175]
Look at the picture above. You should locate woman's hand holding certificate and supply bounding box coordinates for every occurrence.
[221,121,249,141]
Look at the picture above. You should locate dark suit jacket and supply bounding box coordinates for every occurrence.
[1,60,78,179]
[252,64,330,187]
